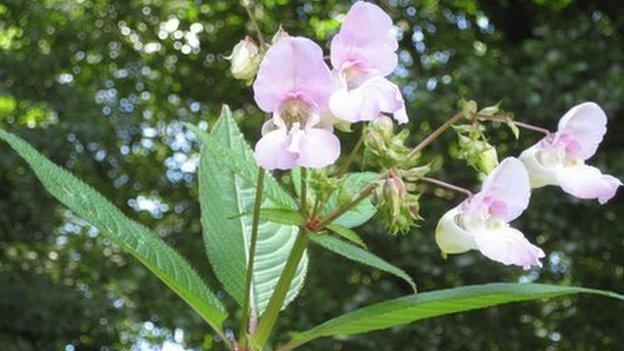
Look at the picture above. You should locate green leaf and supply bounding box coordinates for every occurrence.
[186,122,296,210]
[292,169,378,229]
[507,120,520,139]
[0,128,228,335]
[195,106,308,315]
[309,234,415,292]
[326,224,366,248]
[260,209,305,226]
[328,172,378,228]
[284,283,624,350]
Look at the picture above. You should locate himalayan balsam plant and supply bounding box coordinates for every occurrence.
[1,2,623,350]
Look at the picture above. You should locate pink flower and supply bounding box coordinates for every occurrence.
[252,36,341,170]
[435,158,545,270]
[328,1,408,124]
[520,102,621,204]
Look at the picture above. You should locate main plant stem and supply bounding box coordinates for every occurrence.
[300,168,308,216]
[251,230,310,349]
[240,168,265,345]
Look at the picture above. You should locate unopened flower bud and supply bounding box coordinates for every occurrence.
[228,36,261,83]
[383,175,406,217]
[477,146,499,174]
[459,99,478,117]
[370,116,394,139]
[364,129,386,154]
[272,25,289,44]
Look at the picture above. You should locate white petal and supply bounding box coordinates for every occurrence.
[556,164,622,204]
[519,144,559,188]
[480,157,531,222]
[557,102,607,160]
[435,206,477,255]
[474,226,545,270]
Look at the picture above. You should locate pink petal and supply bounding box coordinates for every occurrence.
[556,164,622,204]
[253,37,335,113]
[330,1,398,76]
[474,227,545,270]
[480,157,531,222]
[557,102,607,160]
[254,129,297,170]
[329,76,407,123]
[296,128,341,168]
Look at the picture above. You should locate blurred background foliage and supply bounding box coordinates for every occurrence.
[1,0,623,350]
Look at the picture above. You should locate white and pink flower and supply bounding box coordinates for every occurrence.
[328,1,408,124]
[435,158,545,270]
[252,36,340,170]
[520,102,621,204]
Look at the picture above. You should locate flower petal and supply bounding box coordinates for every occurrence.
[474,227,545,270]
[556,164,622,204]
[519,144,559,188]
[481,157,531,222]
[435,206,477,255]
[330,1,398,76]
[254,129,297,170]
[557,102,607,160]
[329,76,407,124]
[253,36,335,113]
[296,128,341,169]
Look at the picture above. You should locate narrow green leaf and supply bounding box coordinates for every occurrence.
[507,120,520,139]
[326,224,366,248]
[260,209,305,226]
[284,283,624,350]
[0,129,228,335]
[309,235,415,292]
[195,106,308,315]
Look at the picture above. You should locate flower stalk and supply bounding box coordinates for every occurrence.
[419,176,473,197]
[477,114,550,135]
[243,2,267,49]
[407,111,464,159]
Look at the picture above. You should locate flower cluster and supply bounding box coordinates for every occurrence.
[231,1,621,270]
[437,103,621,269]
[250,1,407,170]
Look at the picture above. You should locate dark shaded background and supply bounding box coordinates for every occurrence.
[1,0,623,350]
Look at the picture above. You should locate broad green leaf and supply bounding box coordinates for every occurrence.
[187,121,295,210]
[309,234,415,292]
[284,283,624,350]
[0,129,228,335]
[195,106,308,315]
[326,224,366,248]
